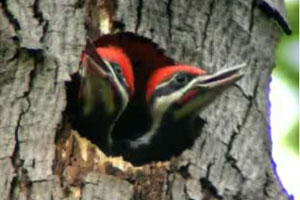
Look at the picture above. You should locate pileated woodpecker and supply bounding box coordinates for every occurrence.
[71,40,134,153]
[111,64,245,165]
[91,33,176,141]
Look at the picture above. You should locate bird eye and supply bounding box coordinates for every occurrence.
[174,74,189,85]
[111,63,122,75]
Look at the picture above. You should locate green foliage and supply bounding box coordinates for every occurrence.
[276,1,299,88]
[286,1,299,35]
[283,119,299,154]
[275,1,299,154]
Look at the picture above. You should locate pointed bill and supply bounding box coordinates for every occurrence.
[193,63,246,90]
[82,55,110,78]
[174,63,246,119]
[82,39,112,78]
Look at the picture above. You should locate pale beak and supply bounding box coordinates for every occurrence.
[174,63,246,119]
[194,63,246,90]
[81,39,111,79]
[83,55,109,77]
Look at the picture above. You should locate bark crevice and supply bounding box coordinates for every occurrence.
[201,0,215,48]
[166,0,173,39]
[1,1,21,31]
[135,0,143,32]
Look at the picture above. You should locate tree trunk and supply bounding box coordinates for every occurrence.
[0,0,291,200]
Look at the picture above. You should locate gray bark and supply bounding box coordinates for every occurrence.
[0,0,290,200]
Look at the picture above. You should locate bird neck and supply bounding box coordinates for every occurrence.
[78,78,124,153]
[111,92,153,140]
[77,102,117,153]
[67,74,119,153]
[111,103,203,165]
[131,106,195,149]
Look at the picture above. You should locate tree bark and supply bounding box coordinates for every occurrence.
[0,0,291,200]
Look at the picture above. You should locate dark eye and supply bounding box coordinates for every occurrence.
[111,63,122,75]
[174,74,189,85]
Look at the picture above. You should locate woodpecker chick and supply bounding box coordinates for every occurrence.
[76,42,134,153]
[112,64,245,165]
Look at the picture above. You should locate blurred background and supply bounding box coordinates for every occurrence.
[269,0,299,199]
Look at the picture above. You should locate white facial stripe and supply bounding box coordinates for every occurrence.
[155,74,178,91]
[103,60,113,73]
[102,60,129,145]
[154,76,201,110]
[130,75,201,148]
[155,73,206,95]
[103,60,129,114]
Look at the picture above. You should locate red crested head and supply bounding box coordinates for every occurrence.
[96,46,135,96]
[146,65,206,101]
[81,46,135,97]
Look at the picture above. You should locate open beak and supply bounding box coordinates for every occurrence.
[81,39,111,79]
[194,63,246,90]
[82,55,110,78]
[174,63,246,119]
[79,54,116,116]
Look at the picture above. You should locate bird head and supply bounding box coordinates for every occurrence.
[79,45,134,118]
[146,64,245,121]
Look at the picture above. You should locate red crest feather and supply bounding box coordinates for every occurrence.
[96,47,135,96]
[146,65,206,101]
[93,33,175,93]
[81,46,135,96]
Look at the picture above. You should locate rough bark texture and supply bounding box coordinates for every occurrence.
[0,0,291,200]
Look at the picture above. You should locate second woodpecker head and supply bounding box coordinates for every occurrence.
[79,45,135,122]
[146,64,245,122]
